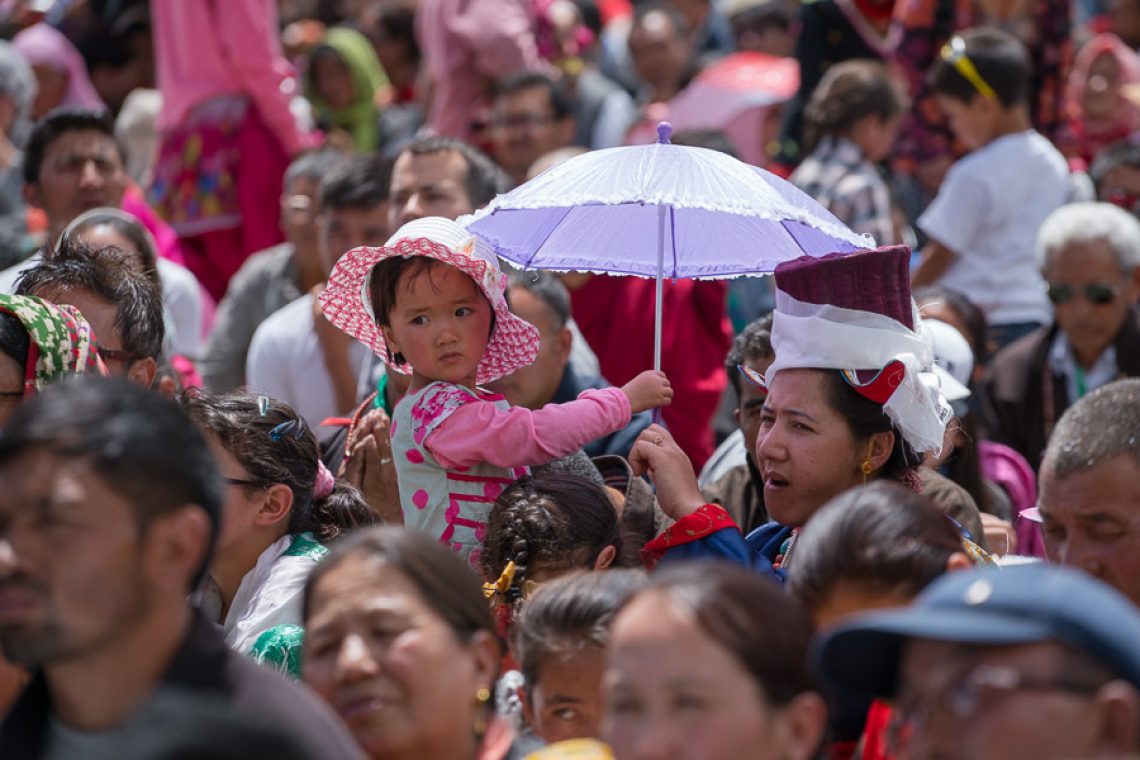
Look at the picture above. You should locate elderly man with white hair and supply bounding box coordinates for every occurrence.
[980,201,1140,472]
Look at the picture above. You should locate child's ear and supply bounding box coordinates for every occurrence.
[381,324,400,355]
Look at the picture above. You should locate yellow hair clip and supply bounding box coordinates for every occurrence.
[482,560,517,599]
[941,36,998,100]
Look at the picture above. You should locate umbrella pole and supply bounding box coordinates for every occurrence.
[653,204,666,424]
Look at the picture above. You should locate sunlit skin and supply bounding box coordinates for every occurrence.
[1040,455,1140,608]
[528,648,607,744]
[602,590,825,760]
[380,262,494,394]
[388,150,475,229]
[755,369,890,528]
[1042,239,1139,369]
[303,555,498,760]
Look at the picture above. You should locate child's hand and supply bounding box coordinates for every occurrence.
[621,370,673,414]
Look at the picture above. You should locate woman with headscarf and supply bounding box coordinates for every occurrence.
[305,27,387,153]
[0,41,36,267]
[1057,33,1140,171]
[0,293,107,430]
[12,22,105,119]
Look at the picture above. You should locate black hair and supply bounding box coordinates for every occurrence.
[303,526,496,643]
[725,314,773,400]
[401,135,511,209]
[670,128,741,159]
[284,148,347,189]
[507,270,571,330]
[1090,140,1140,193]
[494,70,573,121]
[367,255,497,367]
[632,560,817,706]
[0,311,30,370]
[927,27,1032,108]
[913,286,989,370]
[512,569,647,692]
[16,239,165,362]
[0,377,223,589]
[728,1,792,38]
[481,472,622,612]
[23,108,124,186]
[179,389,377,543]
[823,371,919,483]
[786,481,964,613]
[64,210,162,290]
[317,152,393,213]
[803,59,909,154]
[369,4,421,65]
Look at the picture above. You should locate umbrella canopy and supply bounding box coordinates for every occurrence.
[665,52,798,167]
[464,123,871,280]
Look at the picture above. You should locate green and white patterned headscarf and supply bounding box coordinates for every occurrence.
[0,294,107,394]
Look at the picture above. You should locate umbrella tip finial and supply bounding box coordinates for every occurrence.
[656,121,673,144]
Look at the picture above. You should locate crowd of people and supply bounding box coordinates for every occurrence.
[0,0,1139,758]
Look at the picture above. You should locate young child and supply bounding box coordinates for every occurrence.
[913,28,1071,350]
[319,217,672,565]
[791,59,909,246]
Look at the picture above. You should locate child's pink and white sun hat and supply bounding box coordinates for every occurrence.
[318,216,540,384]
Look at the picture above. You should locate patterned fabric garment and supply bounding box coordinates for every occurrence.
[0,294,106,394]
[392,382,528,569]
[791,136,895,246]
[890,0,1072,177]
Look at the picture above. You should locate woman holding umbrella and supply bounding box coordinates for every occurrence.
[633,245,968,576]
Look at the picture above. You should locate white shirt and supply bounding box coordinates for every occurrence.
[246,294,369,429]
[918,130,1069,326]
[0,252,204,359]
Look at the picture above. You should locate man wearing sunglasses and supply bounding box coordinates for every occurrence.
[981,202,1140,472]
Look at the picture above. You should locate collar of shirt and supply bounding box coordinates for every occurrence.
[1050,329,1119,404]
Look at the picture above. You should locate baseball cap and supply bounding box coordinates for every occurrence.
[816,564,1140,699]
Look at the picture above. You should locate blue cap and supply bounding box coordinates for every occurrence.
[815,564,1140,698]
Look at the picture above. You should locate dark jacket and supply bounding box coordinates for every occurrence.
[0,609,362,759]
[979,308,1140,472]
[552,367,653,459]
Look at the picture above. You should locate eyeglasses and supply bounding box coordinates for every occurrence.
[941,36,998,100]
[888,663,1103,754]
[222,477,266,489]
[96,345,139,364]
[1046,282,1120,306]
[0,391,24,399]
[283,194,315,218]
[490,113,557,131]
[737,364,769,390]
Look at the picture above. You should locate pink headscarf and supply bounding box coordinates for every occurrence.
[13,22,105,112]
[1061,33,1140,166]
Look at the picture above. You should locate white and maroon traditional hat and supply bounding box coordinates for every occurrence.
[318,216,540,385]
[756,245,954,456]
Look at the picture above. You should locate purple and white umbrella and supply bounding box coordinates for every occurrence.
[463,123,872,371]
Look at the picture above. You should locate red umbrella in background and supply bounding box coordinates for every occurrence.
[628,52,798,167]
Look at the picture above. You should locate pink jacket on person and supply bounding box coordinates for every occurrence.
[150,0,312,157]
[417,0,543,139]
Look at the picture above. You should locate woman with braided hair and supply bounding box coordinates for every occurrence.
[480,472,624,636]
[181,388,377,679]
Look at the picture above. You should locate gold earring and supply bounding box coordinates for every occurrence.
[861,440,875,484]
[472,686,491,738]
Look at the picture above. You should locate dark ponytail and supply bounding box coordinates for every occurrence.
[179,388,377,542]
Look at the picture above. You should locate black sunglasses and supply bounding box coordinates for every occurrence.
[1046,282,1120,306]
[96,345,139,364]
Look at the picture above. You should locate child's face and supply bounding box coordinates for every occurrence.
[381,262,493,389]
[529,647,606,744]
[936,94,993,151]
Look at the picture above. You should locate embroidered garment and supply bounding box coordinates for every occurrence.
[392,381,631,566]
[791,136,895,246]
[195,531,328,679]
